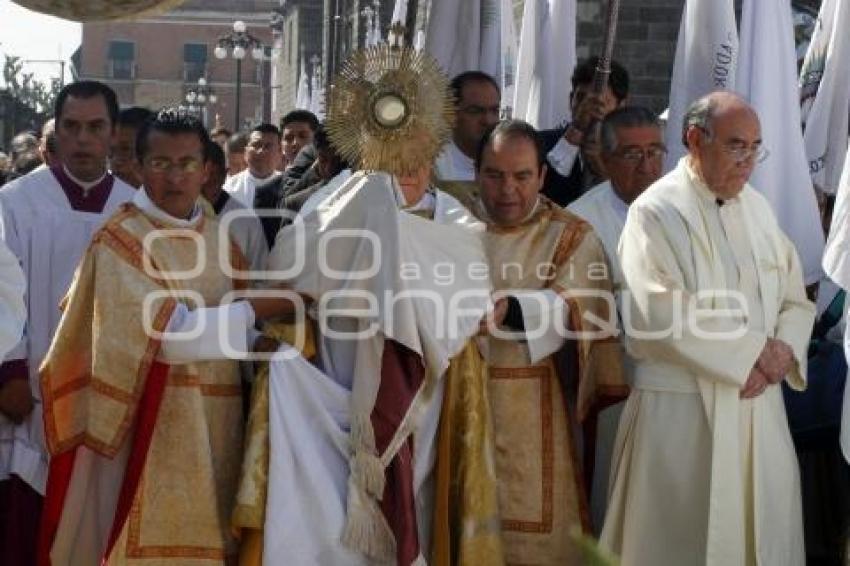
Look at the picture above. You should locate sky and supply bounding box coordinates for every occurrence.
[0,0,81,87]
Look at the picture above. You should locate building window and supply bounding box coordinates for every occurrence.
[108,40,135,80]
[183,43,207,82]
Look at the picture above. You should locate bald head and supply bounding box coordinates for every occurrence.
[683,91,763,199]
[682,91,757,147]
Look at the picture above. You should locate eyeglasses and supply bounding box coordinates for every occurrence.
[145,157,203,175]
[720,143,770,164]
[697,127,769,163]
[614,146,668,163]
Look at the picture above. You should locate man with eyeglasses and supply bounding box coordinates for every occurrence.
[433,71,501,207]
[567,105,664,532]
[38,108,296,564]
[0,80,136,566]
[601,91,814,565]
[224,123,283,207]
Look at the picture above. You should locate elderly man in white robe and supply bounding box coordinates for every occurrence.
[601,91,815,566]
[568,105,665,531]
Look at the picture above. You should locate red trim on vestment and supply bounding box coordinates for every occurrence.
[36,447,77,566]
[103,360,170,560]
[36,361,171,565]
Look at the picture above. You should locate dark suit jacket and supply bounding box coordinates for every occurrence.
[539,125,597,208]
[253,144,320,247]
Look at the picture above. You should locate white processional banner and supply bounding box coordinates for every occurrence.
[799,0,850,196]
[512,0,576,129]
[424,0,502,81]
[736,0,824,284]
[664,0,738,170]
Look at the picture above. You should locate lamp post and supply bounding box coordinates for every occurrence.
[185,77,218,126]
[214,20,266,131]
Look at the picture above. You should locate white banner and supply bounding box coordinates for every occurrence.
[512,0,576,129]
[664,0,738,170]
[799,0,850,196]
[736,0,824,284]
[424,0,502,82]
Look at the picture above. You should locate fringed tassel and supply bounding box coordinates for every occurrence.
[349,413,386,498]
[351,450,386,499]
[342,482,396,563]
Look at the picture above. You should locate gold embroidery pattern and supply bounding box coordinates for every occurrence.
[490,366,554,534]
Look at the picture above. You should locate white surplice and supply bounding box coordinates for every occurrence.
[0,167,134,495]
[224,169,281,208]
[433,140,476,182]
[0,239,25,362]
[263,172,492,564]
[218,194,269,273]
[601,158,814,566]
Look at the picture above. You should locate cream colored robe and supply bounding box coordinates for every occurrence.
[601,158,815,566]
[480,197,627,565]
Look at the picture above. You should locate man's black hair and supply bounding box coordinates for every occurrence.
[118,106,155,130]
[280,110,319,132]
[206,139,226,171]
[475,119,545,172]
[54,80,120,126]
[570,57,629,102]
[135,107,212,162]
[251,122,282,140]
[449,71,501,105]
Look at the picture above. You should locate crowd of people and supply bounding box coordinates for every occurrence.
[0,51,845,566]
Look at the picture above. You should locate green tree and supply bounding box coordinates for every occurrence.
[3,54,60,115]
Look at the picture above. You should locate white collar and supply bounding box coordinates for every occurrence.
[134,187,202,227]
[64,164,106,190]
[393,179,437,212]
[246,169,279,185]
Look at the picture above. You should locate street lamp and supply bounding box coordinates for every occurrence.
[214,20,266,130]
[185,77,218,126]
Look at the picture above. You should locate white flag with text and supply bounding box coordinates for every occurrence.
[799,0,850,196]
[664,0,738,170]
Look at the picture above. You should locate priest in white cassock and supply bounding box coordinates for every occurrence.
[567,105,665,531]
[0,81,135,566]
[38,109,297,565]
[469,119,626,564]
[223,124,282,208]
[231,44,498,566]
[601,91,815,566]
